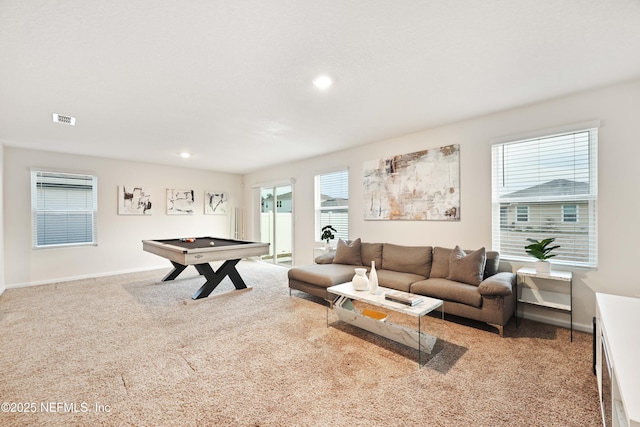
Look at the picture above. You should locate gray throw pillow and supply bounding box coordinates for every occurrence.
[447,246,486,286]
[333,238,363,265]
[483,251,500,279]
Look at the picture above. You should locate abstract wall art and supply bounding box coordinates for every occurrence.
[363,145,460,221]
[204,191,229,215]
[118,185,152,215]
[166,189,194,214]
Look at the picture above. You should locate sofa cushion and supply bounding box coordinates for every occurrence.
[381,243,432,277]
[447,246,486,286]
[333,238,362,266]
[361,242,383,269]
[376,269,426,293]
[288,264,359,289]
[431,246,499,280]
[315,250,336,264]
[410,278,483,308]
[430,247,451,278]
[478,272,514,297]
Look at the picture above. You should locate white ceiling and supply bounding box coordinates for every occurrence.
[1,1,640,174]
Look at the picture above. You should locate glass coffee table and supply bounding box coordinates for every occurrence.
[327,282,444,367]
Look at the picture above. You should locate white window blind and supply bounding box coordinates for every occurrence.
[31,171,98,248]
[315,170,349,242]
[491,128,597,267]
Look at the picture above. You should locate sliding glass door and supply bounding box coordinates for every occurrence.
[260,184,293,266]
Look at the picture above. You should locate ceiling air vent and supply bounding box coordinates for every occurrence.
[52,113,76,126]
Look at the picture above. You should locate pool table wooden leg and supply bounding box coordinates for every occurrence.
[162,261,188,281]
[192,259,246,299]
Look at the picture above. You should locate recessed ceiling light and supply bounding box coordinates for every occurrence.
[179,152,191,158]
[313,75,333,90]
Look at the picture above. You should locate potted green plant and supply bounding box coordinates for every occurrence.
[320,225,337,249]
[525,237,560,274]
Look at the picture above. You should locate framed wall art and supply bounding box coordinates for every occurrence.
[166,189,194,215]
[204,191,229,215]
[363,145,460,221]
[118,185,152,215]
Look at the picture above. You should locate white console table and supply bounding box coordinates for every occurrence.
[516,267,573,340]
[595,293,640,427]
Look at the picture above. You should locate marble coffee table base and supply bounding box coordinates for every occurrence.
[326,283,444,367]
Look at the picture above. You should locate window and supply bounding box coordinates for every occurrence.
[562,204,578,223]
[499,206,507,227]
[315,169,349,242]
[31,171,98,248]
[516,206,529,222]
[492,127,597,267]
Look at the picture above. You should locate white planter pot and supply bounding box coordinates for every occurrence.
[536,261,551,274]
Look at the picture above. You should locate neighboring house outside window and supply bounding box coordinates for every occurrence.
[492,127,598,267]
[562,204,578,223]
[516,205,529,222]
[261,192,292,213]
[315,169,349,242]
[499,206,507,228]
[31,170,98,248]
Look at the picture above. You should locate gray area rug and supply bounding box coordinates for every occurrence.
[0,261,601,426]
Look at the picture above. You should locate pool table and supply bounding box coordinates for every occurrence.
[142,237,270,299]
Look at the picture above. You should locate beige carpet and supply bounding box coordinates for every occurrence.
[0,261,601,426]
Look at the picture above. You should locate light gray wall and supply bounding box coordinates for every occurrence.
[0,145,4,296]
[243,78,640,332]
[3,148,243,286]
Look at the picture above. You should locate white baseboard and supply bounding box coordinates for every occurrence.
[519,311,592,334]
[5,265,169,289]
[6,259,276,290]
